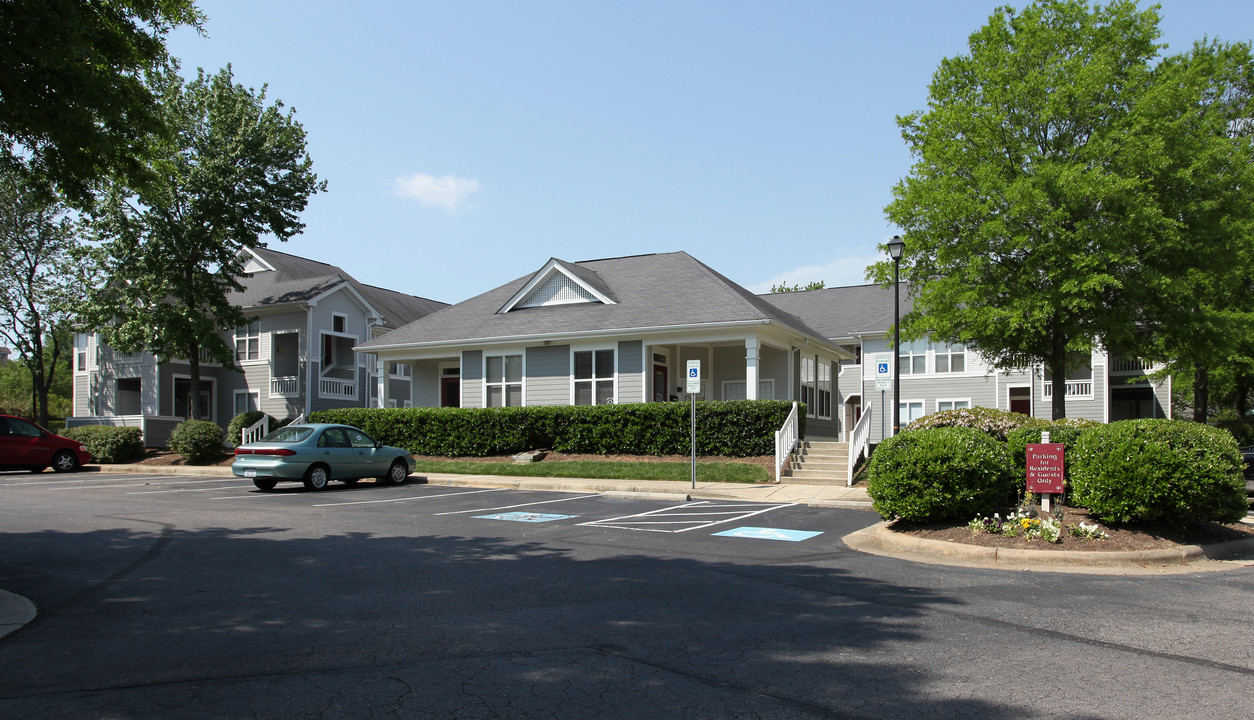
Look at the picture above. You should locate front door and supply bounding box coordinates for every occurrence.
[441,377,460,407]
[652,364,668,402]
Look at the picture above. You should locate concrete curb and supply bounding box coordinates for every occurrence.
[843,521,1254,574]
[0,591,36,640]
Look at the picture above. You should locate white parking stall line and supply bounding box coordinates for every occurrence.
[128,484,244,495]
[433,494,602,516]
[580,501,795,533]
[312,488,508,508]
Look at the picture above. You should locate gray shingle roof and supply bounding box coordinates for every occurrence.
[759,283,914,340]
[229,247,448,329]
[361,251,833,349]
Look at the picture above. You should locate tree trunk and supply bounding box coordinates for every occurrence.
[188,340,202,421]
[1235,371,1250,420]
[1192,365,1209,423]
[1049,336,1068,421]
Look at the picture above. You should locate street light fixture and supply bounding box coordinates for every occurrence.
[887,235,905,437]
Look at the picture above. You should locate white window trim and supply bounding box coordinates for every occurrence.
[897,340,928,376]
[234,322,262,365]
[570,346,617,405]
[897,398,925,426]
[233,389,261,415]
[800,354,817,418]
[483,351,526,408]
[816,359,833,420]
[935,398,972,413]
[933,344,967,374]
[331,312,349,334]
[389,362,413,379]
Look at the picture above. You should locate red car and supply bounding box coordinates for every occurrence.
[0,414,91,473]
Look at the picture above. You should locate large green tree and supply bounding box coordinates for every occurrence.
[874,0,1253,420]
[83,64,326,420]
[0,169,90,426]
[0,0,204,205]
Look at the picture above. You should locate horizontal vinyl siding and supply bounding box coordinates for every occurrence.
[526,345,569,406]
[617,340,643,404]
[461,350,483,408]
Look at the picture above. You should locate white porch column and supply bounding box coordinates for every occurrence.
[745,337,760,401]
[377,360,389,408]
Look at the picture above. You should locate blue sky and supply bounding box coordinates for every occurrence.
[167,1,1254,304]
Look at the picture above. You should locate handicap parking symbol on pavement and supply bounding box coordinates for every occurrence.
[712,526,823,542]
[474,512,577,523]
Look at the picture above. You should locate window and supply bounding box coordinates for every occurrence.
[76,350,86,371]
[935,343,965,373]
[235,322,259,362]
[897,339,927,375]
[390,362,412,378]
[816,361,832,419]
[723,380,774,401]
[486,354,522,407]
[801,356,816,417]
[233,390,259,415]
[937,399,971,412]
[332,314,347,333]
[898,401,924,426]
[574,349,614,405]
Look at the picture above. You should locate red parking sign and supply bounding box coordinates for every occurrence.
[1026,443,1065,494]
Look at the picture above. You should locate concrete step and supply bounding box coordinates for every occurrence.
[780,469,848,485]
[788,460,846,472]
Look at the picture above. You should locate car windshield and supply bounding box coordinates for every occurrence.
[260,426,315,443]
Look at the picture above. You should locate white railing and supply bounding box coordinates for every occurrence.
[290,413,306,425]
[1110,358,1155,374]
[319,378,357,399]
[241,415,269,446]
[1043,381,1093,398]
[846,400,874,487]
[270,376,299,396]
[774,401,800,483]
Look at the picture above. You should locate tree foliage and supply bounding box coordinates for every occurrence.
[0,0,204,205]
[770,281,826,293]
[873,0,1254,420]
[82,64,326,418]
[0,168,90,426]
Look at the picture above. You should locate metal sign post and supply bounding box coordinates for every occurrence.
[686,360,701,489]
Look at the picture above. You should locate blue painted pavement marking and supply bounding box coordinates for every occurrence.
[474,511,577,523]
[712,527,823,542]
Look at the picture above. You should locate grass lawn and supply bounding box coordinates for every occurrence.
[409,458,771,484]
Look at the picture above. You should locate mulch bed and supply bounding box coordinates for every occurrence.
[890,504,1254,552]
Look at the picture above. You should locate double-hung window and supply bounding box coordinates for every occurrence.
[801,356,816,417]
[486,355,522,407]
[235,322,259,362]
[898,339,927,375]
[937,399,971,412]
[935,343,965,373]
[816,361,832,419]
[574,349,614,405]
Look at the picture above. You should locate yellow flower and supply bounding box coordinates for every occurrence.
[1021,518,1032,529]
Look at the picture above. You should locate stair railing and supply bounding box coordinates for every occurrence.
[774,401,800,483]
[846,400,873,486]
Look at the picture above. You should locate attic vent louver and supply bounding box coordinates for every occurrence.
[518,272,597,308]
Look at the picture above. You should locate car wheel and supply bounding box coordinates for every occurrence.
[382,459,409,486]
[303,464,330,491]
[51,450,80,473]
[252,478,277,491]
[341,477,359,487]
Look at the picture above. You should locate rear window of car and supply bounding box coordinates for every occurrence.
[261,426,314,443]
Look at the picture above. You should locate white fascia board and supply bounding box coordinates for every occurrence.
[240,247,277,273]
[307,280,382,322]
[497,259,616,314]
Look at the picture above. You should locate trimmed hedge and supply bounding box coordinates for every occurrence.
[62,425,145,464]
[1070,419,1247,526]
[866,426,1016,522]
[904,406,1044,441]
[310,400,801,457]
[168,419,227,465]
[1005,418,1099,481]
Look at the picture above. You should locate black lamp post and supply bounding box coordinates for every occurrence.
[887,235,905,437]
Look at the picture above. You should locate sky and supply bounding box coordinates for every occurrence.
[166,1,1254,305]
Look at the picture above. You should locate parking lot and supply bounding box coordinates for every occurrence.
[3,471,1254,719]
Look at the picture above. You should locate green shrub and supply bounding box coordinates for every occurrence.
[1005,418,1100,485]
[310,400,799,457]
[63,425,144,463]
[1070,419,1247,526]
[168,419,227,465]
[905,406,1044,441]
[227,411,271,448]
[1213,417,1254,447]
[866,426,1016,522]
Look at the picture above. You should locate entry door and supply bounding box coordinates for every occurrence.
[652,365,668,402]
[441,377,460,407]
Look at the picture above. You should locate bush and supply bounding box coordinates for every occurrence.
[310,400,799,457]
[1069,419,1247,526]
[905,406,1044,441]
[63,425,144,463]
[1005,418,1100,484]
[866,426,1016,523]
[227,411,271,448]
[1213,417,1254,447]
[168,419,227,465]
